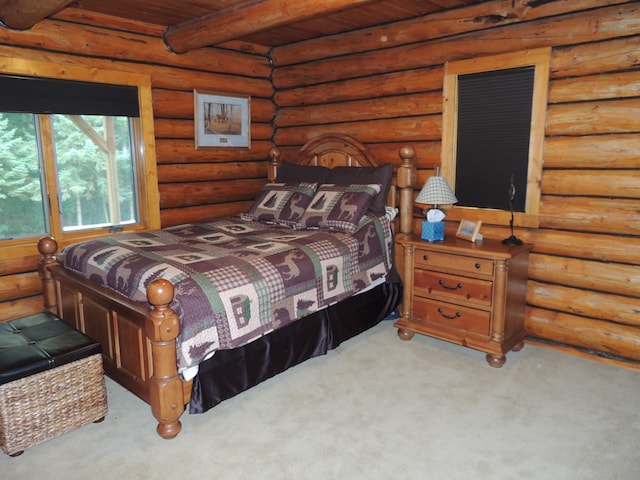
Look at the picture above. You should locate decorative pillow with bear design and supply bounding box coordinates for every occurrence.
[298,183,381,233]
[242,182,318,227]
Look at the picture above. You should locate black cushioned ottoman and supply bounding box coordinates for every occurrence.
[0,312,107,456]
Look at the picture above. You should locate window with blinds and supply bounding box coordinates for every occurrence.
[440,48,551,228]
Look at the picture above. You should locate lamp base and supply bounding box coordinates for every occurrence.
[421,221,444,242]
[501,235,523,246]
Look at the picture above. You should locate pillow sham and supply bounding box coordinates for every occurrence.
[327,163,393,214]
[242,182,318,227]
[275,161,331,184]
[298,183,381,233]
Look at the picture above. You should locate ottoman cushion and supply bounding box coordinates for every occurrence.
[0,312,101,385]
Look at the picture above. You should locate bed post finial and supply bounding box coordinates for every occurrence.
[146,278,184,439]
[37,236,59,314]
[268,146,281,182]
[397,145,417,235]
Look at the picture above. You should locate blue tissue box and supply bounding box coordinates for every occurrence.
[421,221,444,242]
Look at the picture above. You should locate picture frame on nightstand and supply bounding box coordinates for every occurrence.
[456,219,482,242]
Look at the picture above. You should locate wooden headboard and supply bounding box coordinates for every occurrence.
[268,133,417,234]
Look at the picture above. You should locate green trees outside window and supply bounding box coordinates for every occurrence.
[0,113,138,241]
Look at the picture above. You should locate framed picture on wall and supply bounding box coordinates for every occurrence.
[194,90,250,149]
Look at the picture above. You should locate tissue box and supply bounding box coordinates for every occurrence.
[421,220,444,242]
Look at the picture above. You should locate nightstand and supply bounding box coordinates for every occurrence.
[394,234,532,367]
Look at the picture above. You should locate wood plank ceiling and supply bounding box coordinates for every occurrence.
[0,0,489,52]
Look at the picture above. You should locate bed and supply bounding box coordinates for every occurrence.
[37,134,417,438]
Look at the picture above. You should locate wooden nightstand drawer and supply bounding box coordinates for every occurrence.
[413,297,490,336]
[414,250,494,276]
[414,270,492,306]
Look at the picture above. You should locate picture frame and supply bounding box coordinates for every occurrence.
[456,219,482,242]
[194,90,250,149]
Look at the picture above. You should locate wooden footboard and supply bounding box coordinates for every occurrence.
[37,237,188,439]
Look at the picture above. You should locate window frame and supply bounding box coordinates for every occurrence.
[440,48,551,228]
[0,57,160,260]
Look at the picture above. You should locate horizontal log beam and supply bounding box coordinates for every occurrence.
[160,202,252,228]
[275,66,444,108]
[546,99,640,136]
[155,140,273,164]
[528,253,640,298]
[276,92,442,128]
[0,295,42,322]
[160,179,265,209]
[0,0,72,30]
[526,306,640,362]
[0,253,39,275]
[274,115,442,146]
[163,0,380,53]
[539,196,640,235]
[158,161,267,184]
[0,271,41,302]
[541,170,640,198]
[543,134,639,169]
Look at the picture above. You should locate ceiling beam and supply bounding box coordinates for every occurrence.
[0,0,74,30]
[163,0,380,53]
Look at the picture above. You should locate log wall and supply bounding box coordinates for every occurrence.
[1,0,638,368]
[0,9,275,320]
[270,0,640,365]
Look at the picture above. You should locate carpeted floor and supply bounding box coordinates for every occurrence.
[3,319,640,479]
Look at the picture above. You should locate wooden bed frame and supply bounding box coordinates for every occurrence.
[37,134,417,438]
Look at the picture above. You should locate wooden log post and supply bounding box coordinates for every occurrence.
[37,236,60,314]
[145,279,185,439]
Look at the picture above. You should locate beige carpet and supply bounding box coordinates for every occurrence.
[3,320,640,479]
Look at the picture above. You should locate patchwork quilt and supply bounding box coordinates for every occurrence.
[59,214,394,372]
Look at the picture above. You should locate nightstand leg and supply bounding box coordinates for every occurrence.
[397,328,415,341]
[512,340,525,352]
[486,353,506,368]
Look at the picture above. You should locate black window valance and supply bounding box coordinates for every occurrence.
[0,75,139,116]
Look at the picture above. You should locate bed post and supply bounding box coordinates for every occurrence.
[268,146,281,182]
[37,236,60,314]
[146,279,185,439]
[396,145,417,235]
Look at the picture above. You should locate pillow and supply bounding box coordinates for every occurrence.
[327,163,393,214]
[242,182,318,227]
[275,161,331,184]
[298,184,381,233]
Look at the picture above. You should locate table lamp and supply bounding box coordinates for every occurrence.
[415,169,458,241]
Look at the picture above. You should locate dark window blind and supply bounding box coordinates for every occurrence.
[455,67,534,212]
[0,75,139,116]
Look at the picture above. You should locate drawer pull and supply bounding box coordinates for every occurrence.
[437,307,461,320]
[423,255,429,261]
[475,263,481,269]
[438,279,463,291]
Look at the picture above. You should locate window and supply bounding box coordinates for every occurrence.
[0,58,160,260]
[440,48,550,228]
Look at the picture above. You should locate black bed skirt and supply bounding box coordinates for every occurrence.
[189,280,401,414]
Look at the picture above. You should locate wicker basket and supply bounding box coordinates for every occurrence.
[0,353,107,456]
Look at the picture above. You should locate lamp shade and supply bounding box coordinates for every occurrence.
[415,175,458,207]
